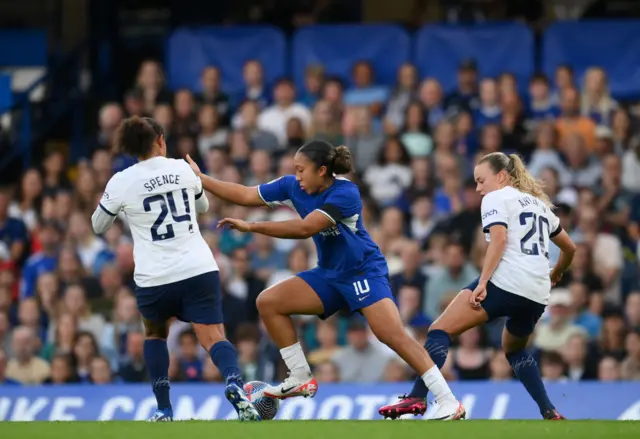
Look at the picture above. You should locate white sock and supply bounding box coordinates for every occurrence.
[280,342,312,379]
[421,365,456,404]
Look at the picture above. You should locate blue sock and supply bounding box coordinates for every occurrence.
[506,349,555,413]
[210,340,243,387]
[409,329,451,398]
[143,339,171,412]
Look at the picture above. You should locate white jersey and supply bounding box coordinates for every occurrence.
[92,156,217,287]
[481,186,561,305]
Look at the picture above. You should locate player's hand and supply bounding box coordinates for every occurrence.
[550,269,563,287]
[218,217,252,233]
[185,154,202,177]
[470,282,487,308]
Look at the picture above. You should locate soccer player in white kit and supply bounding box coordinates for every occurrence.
[380,152,576,420]
[91,116,260,422]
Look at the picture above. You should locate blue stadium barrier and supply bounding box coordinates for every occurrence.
[0,30,48,66]
[414,23,534,93]
[0,73,12,112]
[0,382,638,421]
[165,26,286,94]
[542,20,640,99]
[291,25,411,89]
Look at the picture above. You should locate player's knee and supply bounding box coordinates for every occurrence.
[256,290,278,316]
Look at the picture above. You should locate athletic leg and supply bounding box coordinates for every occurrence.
[502,319,565,420]
[362,297,465,420]
[409,288,489,397]
[186,272,260,421]
[142,318,173,422]
[258,273,328,399]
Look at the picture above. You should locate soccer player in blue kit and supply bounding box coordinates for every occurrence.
[91,116,260,422]
[186,140,466,420]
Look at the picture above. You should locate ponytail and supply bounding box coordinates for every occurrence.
[507,154,553,207]
[479,152,553,208]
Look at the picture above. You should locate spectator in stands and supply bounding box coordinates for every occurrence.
[226,247,264,324]
[489,351,513,381]
[344,60,388,117]
[534,288,586,352]
[117,331,146,383]
[0,312,10,354]
[237,60,269,110]
[235,323,261,381]
[42,313,77,363]
[384,63,417,132]
[321,77,345,112]
[101,293,142,363]
[68,212,106,273]
[308,317,342,366]
[89,356,113,384]
[397,285,431,329]
[249,234,286,284]
[73,331,99,382]
[332,319,390,383]
[581,67,618,126]
[63,284,106,341]
[452,326,492,380]
[315,360,340,383]
[285,117,307,149]
[44,353,77,384]
[445,58,479,112]
[9,168,42,233]
[570,281,602,337]
[197,66,231,126]
[173,89,199,137]
[540,351,567,382]
[474,78,502,129]
[0,187,28,264]
[598,356,621,381]
[134,60,172,114]
[383,359,411,382]
[0,348,19,384]
[595,154,631,233]
[561,133,602,188]
[343,106,384,172]
[310,100,342,146]
[626,292,640,329]
[423,241,479,318]
[528,122,564,178]
[5,326,50,384]
[390,241,428,299]
[20,220,60,299]
[552,64,575,102]
[197,104,228,158]
[266,244,310,288]
[363,136,412,206]
[525,73,558,132]
[258,78,311,147]
[400,101,433,158]
[418,78,446,132]
[408,196,436,244]
[17,297,46,344]
[599,308,627,360]
[621,329,640,379]
[300,64,324,108]
[91,103,124,154]
[41,148,70,193]
[176,330,203,382]
[556,86,596,152]
[233,101,278,153]
[562,333,597,380]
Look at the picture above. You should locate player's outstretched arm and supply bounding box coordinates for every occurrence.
[186,154,264,207]
[219,210,333,239]
[550,229,577,286]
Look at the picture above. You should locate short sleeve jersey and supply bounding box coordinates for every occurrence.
[99,156,217,287]
[481,186,562,305]
[258,176,388,279]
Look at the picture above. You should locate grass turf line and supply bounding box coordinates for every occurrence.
[0,420,639,439]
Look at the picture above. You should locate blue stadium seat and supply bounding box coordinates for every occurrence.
[0,73,12,112]
[291,25,410,89]
[0,30,47,67]
[542,20,640,99]
[165,26,286,95]
[414,23,534,93]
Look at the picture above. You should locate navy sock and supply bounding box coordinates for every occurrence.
[210,340,243,387]
[506,349,555,413]
[409,329,451,398]
[143,339,171,412]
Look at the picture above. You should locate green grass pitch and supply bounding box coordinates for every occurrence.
[1,420,639,439]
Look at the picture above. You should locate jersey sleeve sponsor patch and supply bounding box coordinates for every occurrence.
[481,191,509,233]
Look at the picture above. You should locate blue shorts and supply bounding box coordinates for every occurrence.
[297,267,393,319]
[135,271,223,325]
[465,277,546,338]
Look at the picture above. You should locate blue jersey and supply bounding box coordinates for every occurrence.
[258,176,388,280]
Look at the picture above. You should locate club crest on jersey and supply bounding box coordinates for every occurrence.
[102,192,110,200]
[320,225,341,237]
[482,209,497,220]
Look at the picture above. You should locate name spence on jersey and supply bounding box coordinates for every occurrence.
[144,173,181,192]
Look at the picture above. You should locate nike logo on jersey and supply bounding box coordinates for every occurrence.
[358,295,369,302]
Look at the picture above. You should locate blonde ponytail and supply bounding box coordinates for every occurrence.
[508,154,553,208]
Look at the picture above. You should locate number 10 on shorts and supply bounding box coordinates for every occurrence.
[353,279,370,296]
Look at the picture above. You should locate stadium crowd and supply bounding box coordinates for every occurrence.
[0,55,639,387]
